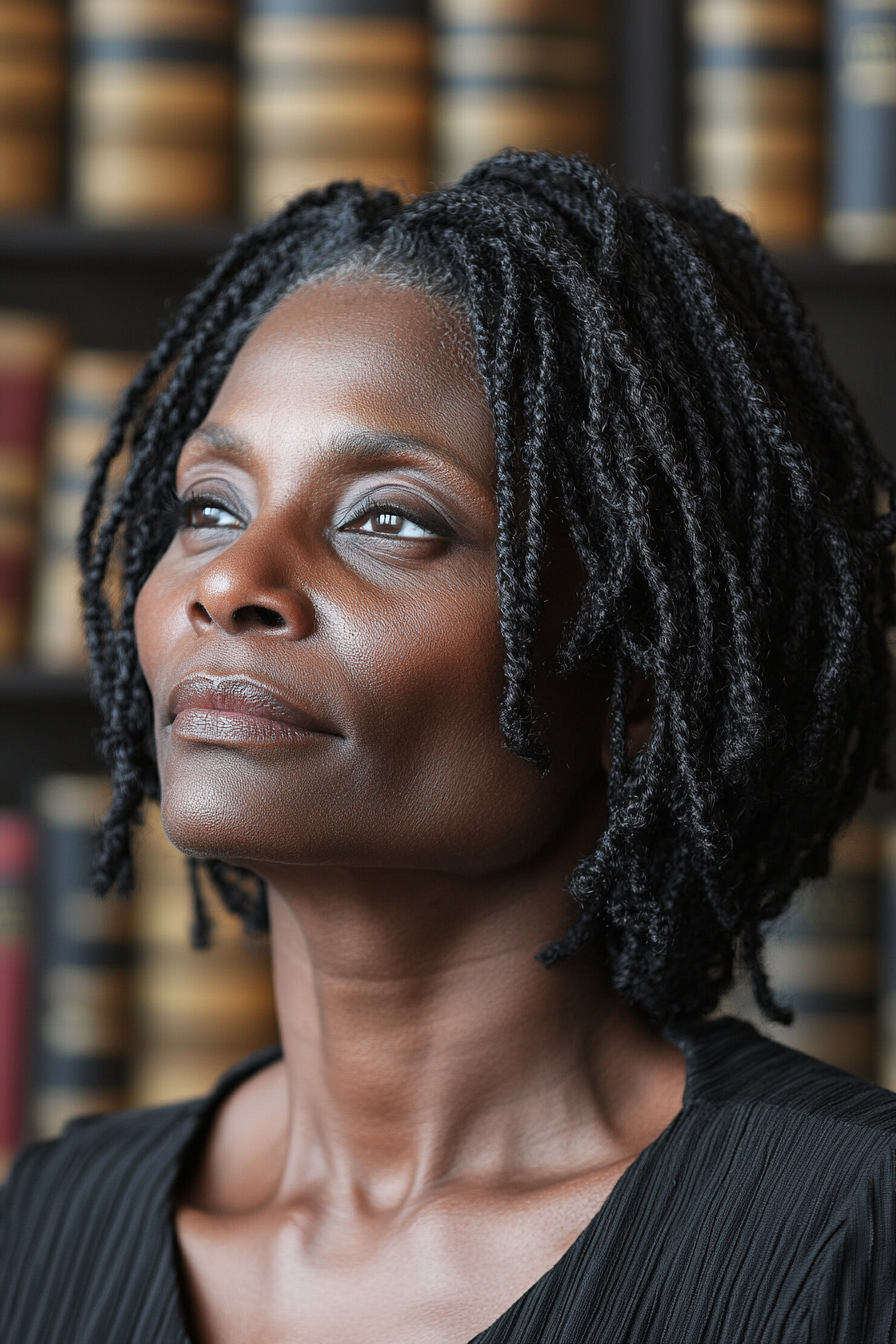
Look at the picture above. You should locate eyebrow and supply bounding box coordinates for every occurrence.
[185,423,487,484]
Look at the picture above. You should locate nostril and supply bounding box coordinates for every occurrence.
[234,604,287,630]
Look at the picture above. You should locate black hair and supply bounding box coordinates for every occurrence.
[78,150,896,1026]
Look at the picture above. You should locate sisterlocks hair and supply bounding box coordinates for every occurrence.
[77,151,896,1026]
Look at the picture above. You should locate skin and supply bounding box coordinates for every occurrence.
[134,279,685,1344]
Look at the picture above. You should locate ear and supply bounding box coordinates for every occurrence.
[600,670,653,774]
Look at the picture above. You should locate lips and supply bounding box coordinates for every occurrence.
[167,674,338,747]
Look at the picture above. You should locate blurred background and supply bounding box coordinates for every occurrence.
[1,0,896,1178]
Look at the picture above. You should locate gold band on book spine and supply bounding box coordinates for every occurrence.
[241,15,429,221]
[71,0,235,222]
[687,0,823,246]
[433,0,606,185]
[0,1,65,213]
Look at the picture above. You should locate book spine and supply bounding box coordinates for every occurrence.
[30,775,134,1139]
[826,0,896,261]
[759,819,880,1078]
[71,0,236,222]
[0,1,66,214]
[877,819,896,1088]
[130,804,277,1107]
[241,0,429,221]
[0,313,68,665]
[433,0,607,185]
[686,0,824,246]
[0,813,35,1180]
[29,350,143,671]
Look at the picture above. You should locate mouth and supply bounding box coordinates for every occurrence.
[167,674,339,747]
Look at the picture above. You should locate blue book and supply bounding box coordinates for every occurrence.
[827,0,896,259]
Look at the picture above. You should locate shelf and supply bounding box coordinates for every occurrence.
[0,669,100,804]
[0,217,892,285]
[0,667,91,705]
[775,250,896,292]
[0,218,240,264]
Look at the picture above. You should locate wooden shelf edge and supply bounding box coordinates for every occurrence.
[0,218,241,263]
[0,667,92,704]
[0,220,892,289]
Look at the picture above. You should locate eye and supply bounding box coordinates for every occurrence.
[341,497,451,540]
[354,509,435,538]
[179,495,242,530]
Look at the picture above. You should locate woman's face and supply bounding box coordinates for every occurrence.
[135,280,603,878]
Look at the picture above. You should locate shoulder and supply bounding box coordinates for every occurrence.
[568,1019,896,1341]
[0,1047,280,1342]
[673,1016,896,1242]
[0,1100,202,1342]
[680,1015,896,1138]
[1,1097,202,1230]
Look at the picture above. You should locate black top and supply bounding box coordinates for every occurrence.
[1,1018,894,1343]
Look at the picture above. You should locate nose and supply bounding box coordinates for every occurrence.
[187,528,316,640]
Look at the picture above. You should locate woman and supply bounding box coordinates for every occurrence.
[1,152,895,1342]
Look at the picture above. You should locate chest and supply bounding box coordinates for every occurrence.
[174,1173,619,1344]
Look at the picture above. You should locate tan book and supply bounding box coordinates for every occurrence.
[0,312,68,665]
[0,0,65,213]
[130,804,278,1108]
[433,0,607,185]
[241,0,429,221]
[71,0,236,222]
[29,350,143,671]
[686,0,823,247]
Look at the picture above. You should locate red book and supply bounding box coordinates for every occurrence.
[0,812,35,1179]
[0,313,68,664]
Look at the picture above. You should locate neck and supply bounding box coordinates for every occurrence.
[259,854,680,1211]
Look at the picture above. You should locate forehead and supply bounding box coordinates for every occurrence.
[202,279,495,485]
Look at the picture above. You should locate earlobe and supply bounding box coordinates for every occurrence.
[600,670,653,773]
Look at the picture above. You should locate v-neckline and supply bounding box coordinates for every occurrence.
[165,1027,705,1344]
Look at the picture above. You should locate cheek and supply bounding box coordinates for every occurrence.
[133,566,166,693]
[336,586,584,870]
[133,557,189,735]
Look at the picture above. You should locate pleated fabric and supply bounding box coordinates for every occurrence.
[1,1018,894,1343]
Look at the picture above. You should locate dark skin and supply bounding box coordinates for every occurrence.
[134,280,685,1344]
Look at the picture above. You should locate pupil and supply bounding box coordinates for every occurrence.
[378,513,400,531]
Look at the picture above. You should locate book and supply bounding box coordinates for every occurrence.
[30,775,135,1140]
[877,818,896,1088]
[0,312,68,666]
[129,803,278,1108]
[0,0,65,214]
[826,1,896,261]
[0,812,34,1181]
[686,0,824,247]
[433,0,607,185]
[728,819,880,1079]
[70,0,236,222]
[240,0,429,221]
[29,349,144,671]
